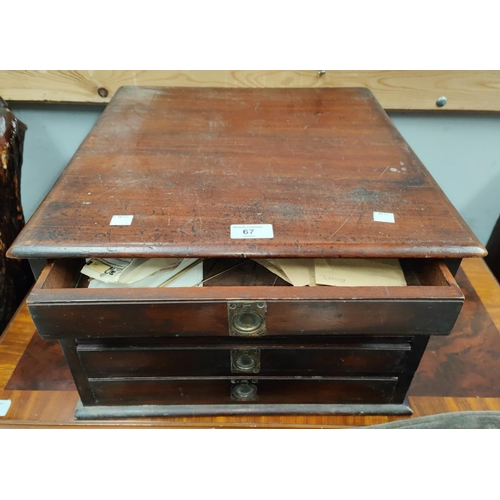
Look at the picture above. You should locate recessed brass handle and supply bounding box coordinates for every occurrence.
[235,354,256,371]
[228,301,267,337]
[231,383,257,400]
[232,312,263,333]
[231,348,261,374]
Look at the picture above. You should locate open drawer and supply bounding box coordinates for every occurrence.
[27,258,464,339]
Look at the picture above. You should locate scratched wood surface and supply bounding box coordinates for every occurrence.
[1,70,500,112]
[1,258,499,428]
[8,87,484,260]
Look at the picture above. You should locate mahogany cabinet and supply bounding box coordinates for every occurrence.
[8,87,485,418]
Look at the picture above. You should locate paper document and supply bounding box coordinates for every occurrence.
[274,259,316,287]
[80,258,133,283]
[254,258,406,287]
[254,259,315,286]
[81,257,182,284]
[87,259,203,288]
[253,259,292,284]
[314,258,406,287]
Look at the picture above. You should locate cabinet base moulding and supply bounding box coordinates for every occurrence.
[74,399,413,419]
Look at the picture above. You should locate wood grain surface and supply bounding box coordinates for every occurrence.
[8,87,485,260]
[1,258,499,428]
[1,70,500,111]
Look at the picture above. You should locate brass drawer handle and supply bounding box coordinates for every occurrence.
[231,382,258,401]
[231,348,261,373]
[233,312,263,333]
[235,354,256,371]
[228,301,267,336]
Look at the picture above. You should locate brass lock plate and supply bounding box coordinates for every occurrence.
[231,348,261,374]
[228,301,267,337]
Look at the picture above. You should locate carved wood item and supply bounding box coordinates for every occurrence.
[0,97,33,334]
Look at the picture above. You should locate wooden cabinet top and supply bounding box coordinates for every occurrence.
[9,87,485,259]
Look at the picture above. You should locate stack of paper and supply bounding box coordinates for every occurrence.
[81,257,203,288]
[254,258,406,287]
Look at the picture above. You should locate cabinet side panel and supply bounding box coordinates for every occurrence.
[59,339,96,406]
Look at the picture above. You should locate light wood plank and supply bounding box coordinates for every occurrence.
[1,70,500,111]
[461,259,500,327]
[0,301,35,387]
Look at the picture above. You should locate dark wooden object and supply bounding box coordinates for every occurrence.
[0,97,33,334]
[7,87,485,418]
[8,87,484,260]
[486,215,500,282]
[3,258,500,427]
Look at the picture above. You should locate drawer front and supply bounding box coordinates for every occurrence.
[29,259,464,340]
[89,377,398,406]
[78,341,411,378]
[30,299,463,339]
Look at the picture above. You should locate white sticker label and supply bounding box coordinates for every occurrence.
[110,215,134,226]
[0,399,12,417]
[373,212,395,223]
[231,224,274,239]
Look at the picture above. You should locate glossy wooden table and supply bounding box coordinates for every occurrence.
[1,258,499,428]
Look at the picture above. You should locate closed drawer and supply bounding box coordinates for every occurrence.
[28,258,464,339]
[77,337,411,378]
[89,377,399,406]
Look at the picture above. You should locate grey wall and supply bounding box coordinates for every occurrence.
[11,103,105,221]
[390,112,500,246]
[10,103,500,247]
